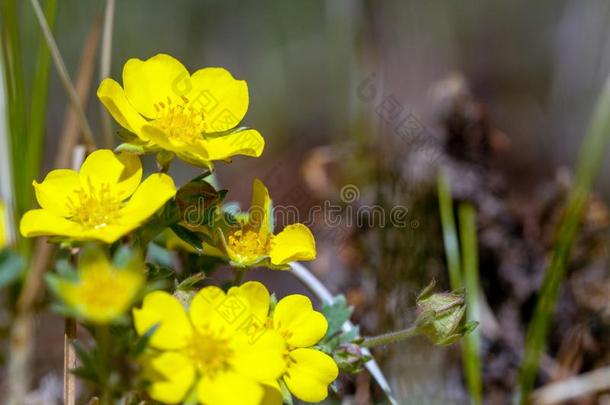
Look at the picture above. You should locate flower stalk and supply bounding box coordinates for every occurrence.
[63,318,77,405]
[361,326,418,348]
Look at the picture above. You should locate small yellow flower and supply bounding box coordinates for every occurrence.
[133,286,286,405]
[217,179,316,268]
[20,149,176,243]
[232,281,339,403]
[97,53,264,168]
[49,247,145,324]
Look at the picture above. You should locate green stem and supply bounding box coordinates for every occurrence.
[96,325,112,404]
[233,270,244,286]
[458,203,482,405]
[361,326,418,348]
[437,170,463,287]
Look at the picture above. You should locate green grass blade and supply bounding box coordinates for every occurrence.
[438,172,482,404]
[25,0,57,205]
[514,75,610,404]
[0,0,32,256]
[458,203,482,405]
[29,0,96,150]
[0,0,27,221]
[437,170,463,287]
[99,0,115,148]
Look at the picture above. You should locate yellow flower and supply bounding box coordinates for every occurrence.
[20,149,176,243]
[133,286,286,405]
[49,246,145,324]
[217,179,316,268]
[232,282,338,403]
[97,53,264,168]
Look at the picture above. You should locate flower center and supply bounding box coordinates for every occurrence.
[76,267,131,311]
[152,96,207,144]
[187,331,233,376]
[227,229,271,260]
[66,180,122,229]
[273,320,295,342]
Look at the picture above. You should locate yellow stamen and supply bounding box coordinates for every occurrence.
[187,329,233,377]
[66,179,122,229]
[152,96,207,144]
[227,228,271,261]
[73,266,132,311]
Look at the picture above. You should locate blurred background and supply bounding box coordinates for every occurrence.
[3,0,610,403]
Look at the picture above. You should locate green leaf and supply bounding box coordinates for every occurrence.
[112,245,138,268]
[176,272,206,291]
[130,324,159,357]
[145,263,174,284]
[137,201,179,247]
[169,224,208,253]
[72,341,101,382]
[0,249,24,288]
[156,150,175,172]
[176,176,225,228]
[321,295,353,340]
[54,258,76,278]
[278,379,293,405]
[116,128,140,143]
[115,142,147,154]
[146,242,174,267]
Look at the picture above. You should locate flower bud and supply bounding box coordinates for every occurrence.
[415,279,478,346]
[333,342,371,374]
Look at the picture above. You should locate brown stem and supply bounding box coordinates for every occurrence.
[64,318,77,405]
[56,12,102,167]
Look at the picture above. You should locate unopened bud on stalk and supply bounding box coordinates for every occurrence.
[334,342,371,374]
[415,279,478,346]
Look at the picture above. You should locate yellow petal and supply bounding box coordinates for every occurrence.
[140,124,211,168]
[148,352,196,404]
[78,224,138,244]
[190,67,249,132]
[189,286,251,337]
[33,169,80,216]
[79,150,142,200]
[19,209,81,238]
[19,209,134,243]
[273,294,327,347]
[231,281,270,322]
[196,371,263,405]
[269,224,316,266]
[123,54,190,118]
[119,173,176,224]
[231,328,286,382]
[140,124,184,151]
[284,348,338,403]
[201,128,264,161]
[176,151,213,169]
[133,291,192,350]
[97,78,147,134]
[249,178,272,237]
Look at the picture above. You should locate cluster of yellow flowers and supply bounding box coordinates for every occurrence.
[19,54,336,404]
[134,282,337,404]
